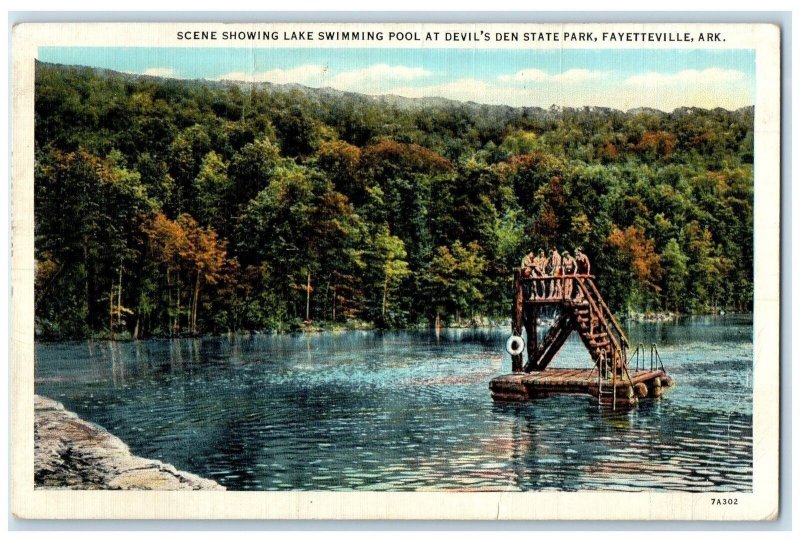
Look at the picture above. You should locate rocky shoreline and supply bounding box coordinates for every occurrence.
[34,395,224,490]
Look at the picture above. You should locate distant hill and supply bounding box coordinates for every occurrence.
[36,60,751,116]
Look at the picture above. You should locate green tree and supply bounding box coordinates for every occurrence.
[423,241,488,325]
[168,124,212,214]
[228,138,280,209]
[194,151,231,231]
[660,238,689,312]
[371,229,411,325]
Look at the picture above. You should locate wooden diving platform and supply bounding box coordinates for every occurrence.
[491,270,674,409]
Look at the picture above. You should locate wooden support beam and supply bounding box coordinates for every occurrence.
[511,270,524,373]
[533,314,572,371]
[525,311,571,371]
[523,305,537,372]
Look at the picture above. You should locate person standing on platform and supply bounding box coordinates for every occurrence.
[561,250,577,300]
[533,249,547,298]
[547,248,562,299]
[520,250,536,300]
[574,248,590,303]
[521,250,536,278]
[575,248,591,275]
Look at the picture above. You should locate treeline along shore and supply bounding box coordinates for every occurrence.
[34,62,754,340]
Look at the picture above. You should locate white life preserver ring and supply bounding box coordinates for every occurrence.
[505,335,525,356]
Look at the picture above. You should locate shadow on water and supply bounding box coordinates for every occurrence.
[35,316,752,492]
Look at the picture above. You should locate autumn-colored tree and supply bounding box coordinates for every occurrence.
[317,140,363,202]
[142,212,190,333]
[178,214,228,334]
[607,225,663,308]
[632,130,677,159]
[360,139,452,178]
[596,141,620,163]
[143,212,227,334]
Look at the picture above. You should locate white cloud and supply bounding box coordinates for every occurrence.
[615,68,750,111]
[328,64,431,88]
[624,68,746,86]
[142,67,177,78]
[386,75,751,112]
[498,68,607,84]
[384,78,496,102]
[212,63,430,92]
[214,64,328,86]
[210,63,751,111]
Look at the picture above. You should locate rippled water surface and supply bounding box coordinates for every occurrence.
[35,316,752,491]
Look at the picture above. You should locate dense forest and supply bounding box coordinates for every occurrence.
[33,61,754,339]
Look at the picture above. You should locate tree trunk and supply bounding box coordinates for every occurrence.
[175,276,181,335]
[382,273,389,318]
[84,236,93,330]
[166,267,173,334]
[117,267,123,329]
[192,270,201,335]
[305,272,312,322]
[108,283,114,340]
[332,285,336,322]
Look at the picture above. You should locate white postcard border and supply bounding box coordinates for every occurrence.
[11,21,781,521]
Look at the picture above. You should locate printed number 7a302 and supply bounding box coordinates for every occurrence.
[711,498,738,505]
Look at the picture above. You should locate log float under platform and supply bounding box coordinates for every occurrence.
[490,368,674,409]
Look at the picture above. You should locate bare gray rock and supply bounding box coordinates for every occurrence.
[34,395,225,490]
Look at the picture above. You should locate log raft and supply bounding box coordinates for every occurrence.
[490,368,674,406]
[490,271,674,409]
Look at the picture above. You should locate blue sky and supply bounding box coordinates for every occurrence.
[39,47,755,111]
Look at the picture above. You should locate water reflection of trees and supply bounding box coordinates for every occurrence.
[491,399,641,490]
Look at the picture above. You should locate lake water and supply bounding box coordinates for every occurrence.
[35,316,753,492]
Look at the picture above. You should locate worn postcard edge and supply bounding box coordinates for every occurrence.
[10,21,781,521]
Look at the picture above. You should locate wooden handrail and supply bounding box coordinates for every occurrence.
[519,273,595,281]
[573,277,622,369]
[578,278,632,380]
[584,277,629,348]
[520,274,592,303]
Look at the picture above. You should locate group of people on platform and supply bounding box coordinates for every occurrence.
[520,247,591,301]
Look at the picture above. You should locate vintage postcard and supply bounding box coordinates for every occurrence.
[11,21,780,520]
